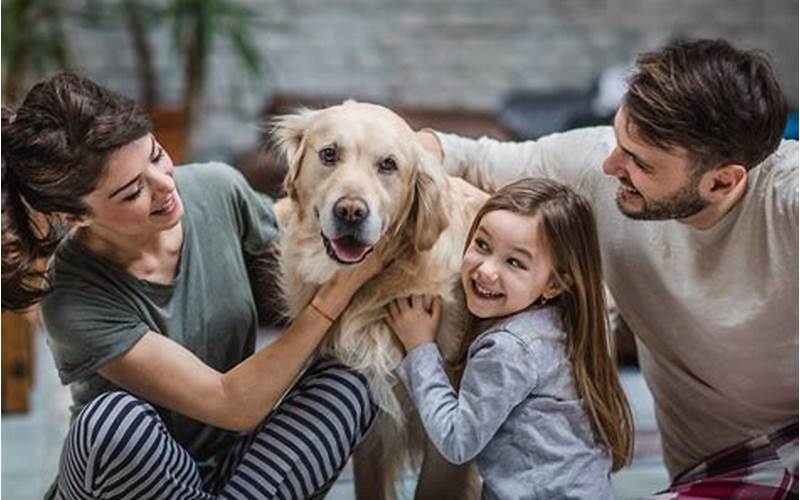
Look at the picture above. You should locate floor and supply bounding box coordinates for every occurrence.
[2,329,669,499]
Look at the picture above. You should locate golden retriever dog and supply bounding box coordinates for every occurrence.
[273,101,487,500]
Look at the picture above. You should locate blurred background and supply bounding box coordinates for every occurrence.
[3,0,797,164]
[2,0,798,498]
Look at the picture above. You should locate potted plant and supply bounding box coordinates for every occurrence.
[3,0,265,161]
[1,0,72,103]
[88,0,265,161]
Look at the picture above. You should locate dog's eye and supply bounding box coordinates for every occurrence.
[319,146,338,165]
[378,157,397,173]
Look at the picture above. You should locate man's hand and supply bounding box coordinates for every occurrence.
[387,294,442,354]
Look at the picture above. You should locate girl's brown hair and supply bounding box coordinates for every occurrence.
[454,178,634,471]
[2,72,151,311]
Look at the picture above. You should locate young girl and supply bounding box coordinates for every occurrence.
[387,178,633,499]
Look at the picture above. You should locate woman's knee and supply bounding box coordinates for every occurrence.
[68,391,162,462]
[299,359,377,440]
[59,392,204,499]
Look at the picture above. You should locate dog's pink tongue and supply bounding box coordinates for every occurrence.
[331,237,372,263]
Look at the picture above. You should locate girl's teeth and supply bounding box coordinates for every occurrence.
[475,281,501,298]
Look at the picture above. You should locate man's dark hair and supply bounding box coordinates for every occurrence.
[624,38,787,171]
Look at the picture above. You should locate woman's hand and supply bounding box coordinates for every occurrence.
[313,240,388,320]
[387,294,441,354]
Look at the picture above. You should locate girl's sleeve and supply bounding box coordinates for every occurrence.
[395,332,537,464]
[436,127,613,194]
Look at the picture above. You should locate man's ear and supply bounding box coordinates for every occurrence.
[698,163,747,203]
[401,146,449,252]
[270,108,317,201]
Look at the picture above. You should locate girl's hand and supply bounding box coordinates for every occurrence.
[387,294,442,354]
[313,240,388,320]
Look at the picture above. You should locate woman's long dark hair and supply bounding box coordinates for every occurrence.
[453,178,634,471]
[2,72,151,311]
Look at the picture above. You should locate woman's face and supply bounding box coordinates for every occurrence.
[78,134,183,237]
[461,209,561,319]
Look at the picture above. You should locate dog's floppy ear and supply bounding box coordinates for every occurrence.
[270,108,317,201]
[408,147,450,252]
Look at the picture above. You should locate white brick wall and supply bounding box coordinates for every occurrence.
[62,0,798,159]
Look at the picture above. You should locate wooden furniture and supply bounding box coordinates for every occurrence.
[1,309,38,413]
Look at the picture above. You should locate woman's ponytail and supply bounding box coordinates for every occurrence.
[2,108,68,311]
[1,73,151,310]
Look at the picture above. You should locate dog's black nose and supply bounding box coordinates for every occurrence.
[334,197,369,223]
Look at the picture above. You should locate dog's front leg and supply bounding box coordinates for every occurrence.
[414,439,481,500]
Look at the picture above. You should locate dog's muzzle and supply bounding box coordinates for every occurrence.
[322,196,376,265]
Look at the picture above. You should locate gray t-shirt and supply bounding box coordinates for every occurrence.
[438,128,799,477]
[41,162,279,465]
[397,307,613,500]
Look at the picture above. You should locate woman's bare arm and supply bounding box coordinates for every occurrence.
[99,249,384,433]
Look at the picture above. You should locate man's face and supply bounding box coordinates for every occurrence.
[601,107,709,220]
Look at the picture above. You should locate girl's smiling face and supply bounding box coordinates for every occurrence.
[461,209,561,319]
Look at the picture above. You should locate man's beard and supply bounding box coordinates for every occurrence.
[616,176,709,221]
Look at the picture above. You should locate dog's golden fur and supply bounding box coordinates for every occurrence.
[273,101,487,499]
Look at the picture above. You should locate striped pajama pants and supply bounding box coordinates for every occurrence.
[53,358,377,500]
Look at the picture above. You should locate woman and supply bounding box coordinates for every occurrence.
[2,72,384,499]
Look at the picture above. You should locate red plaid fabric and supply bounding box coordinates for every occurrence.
[647,423,798,499]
